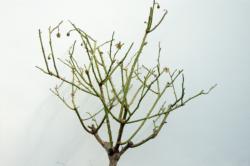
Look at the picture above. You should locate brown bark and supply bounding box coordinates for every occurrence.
[109,158,118,166]
[108,153,120,166]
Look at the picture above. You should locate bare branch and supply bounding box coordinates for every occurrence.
[38,30,50,73]
[37,1,215,163]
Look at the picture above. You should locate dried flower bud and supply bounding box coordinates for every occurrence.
[163,67,169,73]
[115,42,122,49]
[56,32,61,38]
[66,32,70,37]
[48,55,51,60]
[157,4,160,9]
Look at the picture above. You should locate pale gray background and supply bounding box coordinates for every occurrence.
[0,0,250,165]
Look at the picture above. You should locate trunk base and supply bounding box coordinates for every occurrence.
[109,153,120,166]
[109,159,118,166]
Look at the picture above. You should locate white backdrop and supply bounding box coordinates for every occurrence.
[0,0,250,165]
